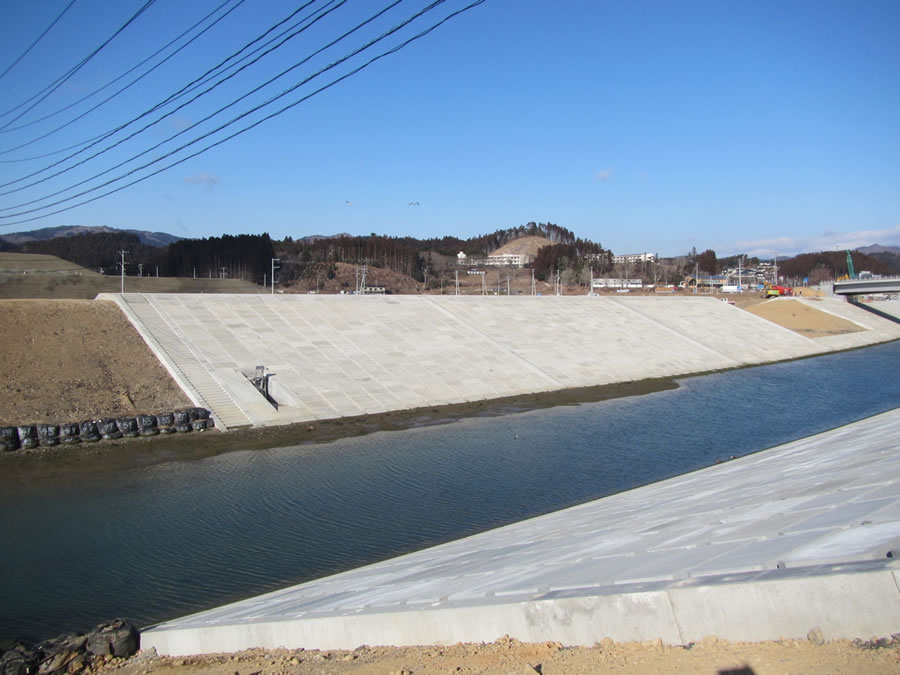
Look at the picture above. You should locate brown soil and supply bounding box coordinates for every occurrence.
[97,635,900,674]
[744,297,864,337]
[0,299,191,424]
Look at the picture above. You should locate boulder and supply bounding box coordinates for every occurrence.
[85,619,138,659]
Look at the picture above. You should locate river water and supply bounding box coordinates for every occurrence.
[2,341,899,642]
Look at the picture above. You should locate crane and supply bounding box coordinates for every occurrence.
[845,250,856,280]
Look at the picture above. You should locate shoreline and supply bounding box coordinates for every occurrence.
[0,377,679,479]
[4,337,898,482]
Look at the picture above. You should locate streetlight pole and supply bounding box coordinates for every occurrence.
[271,258,280,295]
[117,249,127,293]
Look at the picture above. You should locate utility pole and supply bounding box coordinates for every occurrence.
[774,252,778,285]
[271,258,280,295]
[117,250,127,293]
[507,274,510,297]
[531,269,536,296]
[694,262,699,295]
[454,269,459,295]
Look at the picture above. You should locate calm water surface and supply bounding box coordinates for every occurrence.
[2,341,899,641]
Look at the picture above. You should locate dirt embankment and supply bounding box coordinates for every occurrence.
[0,299,191,424]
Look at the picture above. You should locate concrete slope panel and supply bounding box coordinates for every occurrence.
[611,296,826,363]
[113,293,897,429]
[433,296,740,386]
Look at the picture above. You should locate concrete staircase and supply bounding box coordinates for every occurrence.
[118,294,252,430]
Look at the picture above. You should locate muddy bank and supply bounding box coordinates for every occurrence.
[0,378,678,480]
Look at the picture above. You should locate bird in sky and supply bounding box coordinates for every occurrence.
[408,201,420,206]
[345,200,354,207]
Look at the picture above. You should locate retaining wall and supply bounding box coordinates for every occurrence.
[99,294,900,430]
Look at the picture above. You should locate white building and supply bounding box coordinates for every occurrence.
[611,252,657,265]
[592,278,643,289]
[484,253,529,267]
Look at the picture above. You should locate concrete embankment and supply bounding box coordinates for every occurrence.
[141,407,900,655]
[100,293,900,430]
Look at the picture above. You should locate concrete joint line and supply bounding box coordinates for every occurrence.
[609,297,760,363]
[424,297,566,389]
[133,294,250,429]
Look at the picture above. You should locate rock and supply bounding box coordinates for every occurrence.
[807,626,825,646]
[38,650,76,674]
[0,643,40,675]
[85,619,139,658]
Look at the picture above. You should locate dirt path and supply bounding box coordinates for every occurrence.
[98,635,900,674]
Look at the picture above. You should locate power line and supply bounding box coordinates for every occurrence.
[0,0,312,160]
[0,0,344,200]
[0,0,487,227]
[0,0,78,83]
[0,0,325,175]
[0,0,245,138]
[0,0,158,129]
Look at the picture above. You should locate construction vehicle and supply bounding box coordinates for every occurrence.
[836,250,858,282]
[763,281,793,298]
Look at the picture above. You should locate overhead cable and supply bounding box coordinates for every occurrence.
[0,0,323,172]
[0,0,245,139]
[0,0,78,83]
[0,0,487,226]
[0,0,342,197]
[0,0,158,130]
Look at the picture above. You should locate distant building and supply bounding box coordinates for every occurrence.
[612,252,657,265]
[592,278,643,289]
[484,253,529,267]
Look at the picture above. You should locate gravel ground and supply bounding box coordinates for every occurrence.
[95,634,900,674]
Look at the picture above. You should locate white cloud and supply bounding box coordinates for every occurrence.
[594,169,613,182]
[733,224,900,257]
[185,173,220,188]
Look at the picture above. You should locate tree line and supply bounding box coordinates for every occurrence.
[15,231,275,281]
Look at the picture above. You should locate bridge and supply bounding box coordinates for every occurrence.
[833,276,900,295]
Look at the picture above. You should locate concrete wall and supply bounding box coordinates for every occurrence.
[101,294,900,429]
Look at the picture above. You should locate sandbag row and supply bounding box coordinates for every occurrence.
[0,407,213,452]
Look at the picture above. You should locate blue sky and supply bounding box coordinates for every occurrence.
[0,0,897,257]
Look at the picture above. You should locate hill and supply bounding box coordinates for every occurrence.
[856,244,900,255]
[0,252,264,298]
[0,225,181,248]
[491,235,553,258]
